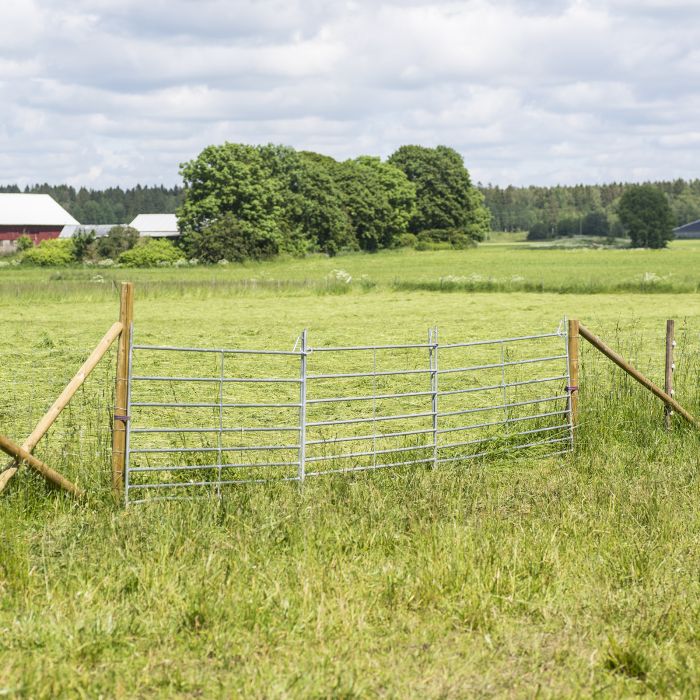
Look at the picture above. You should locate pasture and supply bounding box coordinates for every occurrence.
[1,240,700,697]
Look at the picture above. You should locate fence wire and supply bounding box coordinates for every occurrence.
[125,323,574,504]
[0,341,117,492]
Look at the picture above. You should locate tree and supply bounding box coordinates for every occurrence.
[178,143,284,251]
[96,225,139,259]
[388,145,490,239]
[556,218,580,237]
[329,156,415,251]
[181,212,279,263]
[291,152,355,255]
[618,185,674,248]
[527,223,552,241]
[581,211,610,237]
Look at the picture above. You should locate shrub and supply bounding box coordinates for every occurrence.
[181,213,279,263]
[97,226,139,259]
[72,228,97,262]
[414,228,478,250]
[527,223,552,241]
[21,239,74,266]
[118,239,182,267]
[16,235,33,252]
[394,233,418,248]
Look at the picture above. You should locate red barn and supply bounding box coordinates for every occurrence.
[0,194,80,253]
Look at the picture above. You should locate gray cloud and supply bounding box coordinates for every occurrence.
[1,0,699,187]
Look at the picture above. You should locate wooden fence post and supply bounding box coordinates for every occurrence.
[664,319,675,431]
[578,323,699,430]
[567,319,580,430]
[112,282,134,497]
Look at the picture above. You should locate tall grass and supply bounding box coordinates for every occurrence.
[2,340,699,695]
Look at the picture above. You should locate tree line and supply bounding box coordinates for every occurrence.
[479,179,700,234]
[5,157,700,254]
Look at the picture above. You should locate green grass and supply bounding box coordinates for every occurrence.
[1,237,700,298]
[2,248,700,697]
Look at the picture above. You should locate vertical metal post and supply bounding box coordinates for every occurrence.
[500,341,508,437]
[298,329,307,484]
[123,324,134,506]
[664,319,675,431]
[217,351,225,497]
[567,319,580,433]
[429,328,439,469]
[562,320,574,452]
[112,281,134,498]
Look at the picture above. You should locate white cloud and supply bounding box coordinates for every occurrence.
[0,0,699,187]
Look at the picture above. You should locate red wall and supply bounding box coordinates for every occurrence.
[0,226,63,244]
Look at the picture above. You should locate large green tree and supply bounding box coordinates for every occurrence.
[617,185,674,248]
[387,145,490,239]
[286,151,355,255]
[330,157,416,251]
[178,143,283,249]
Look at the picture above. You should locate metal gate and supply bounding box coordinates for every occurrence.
[124,323,573,504]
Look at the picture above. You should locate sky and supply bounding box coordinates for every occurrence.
[1,0,700,189]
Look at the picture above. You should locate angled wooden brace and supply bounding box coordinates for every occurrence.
[0,321,124,495]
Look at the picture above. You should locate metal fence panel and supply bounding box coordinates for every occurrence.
[125,322,573,504]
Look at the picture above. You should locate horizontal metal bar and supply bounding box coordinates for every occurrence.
[129,444,299,455]
[439,332,562,349]
[133,344,301,356]
[131,401,301,409]
[306,442,434,463]
[439,394,567,419]
[309,342,433,352]
[128,460,298,472]
[306,427,435,446]
[436,409,570,435]
[438,355,567,375]
[132,375,301,384]
[306,456,436,477]
[307,389,433,405]
[439,424,570,451]
[438,375,567,397]
[308,368,432,380]
[130,426,299,434]
[306,410,433,428]
[127,475,301,490]
[511,436,571,451]
[436,444,572,465]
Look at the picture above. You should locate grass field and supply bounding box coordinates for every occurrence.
[2,240,700,697]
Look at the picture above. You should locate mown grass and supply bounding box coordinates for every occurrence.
[1,252,700,697]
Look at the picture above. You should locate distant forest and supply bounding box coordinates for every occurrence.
[479,179,700,232]
[3,178,700,232]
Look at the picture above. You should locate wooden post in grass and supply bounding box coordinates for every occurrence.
[0,432,83,498]
[664,320,675,431]
[112,282,134,496]
[0,321,124,494]
[567,319,580,430]
[579,323,700,430]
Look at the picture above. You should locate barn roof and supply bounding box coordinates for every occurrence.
[129,213,179,237]
[0,194,79,226]
[673,219,700,236]
[59,224,123,239]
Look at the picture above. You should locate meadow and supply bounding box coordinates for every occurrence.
[1,238,700,697]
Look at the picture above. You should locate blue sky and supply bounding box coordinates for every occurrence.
[1,0,699,188]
